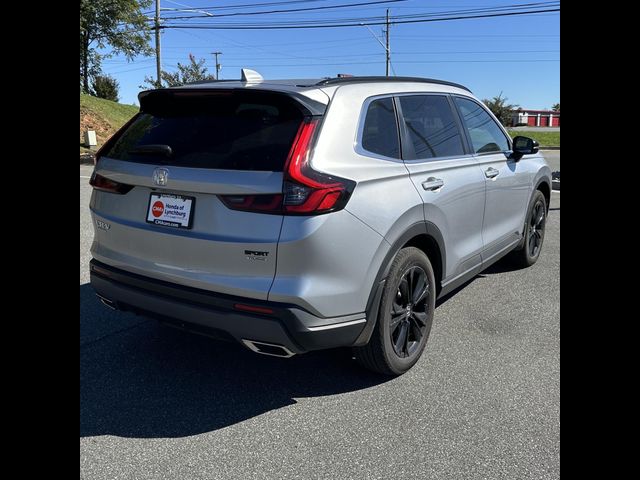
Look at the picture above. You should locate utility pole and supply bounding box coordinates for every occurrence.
[211,51,222,80]
[385,9,390,77]
[360,14,393,76]
[155,0,162,87]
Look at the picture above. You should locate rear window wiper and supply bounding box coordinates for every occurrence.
[128,144,173,157]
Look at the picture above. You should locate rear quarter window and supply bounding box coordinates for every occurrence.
[361,97,400,159]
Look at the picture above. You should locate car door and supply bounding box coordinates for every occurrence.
[396,94,486,282]
[452,96,532,264]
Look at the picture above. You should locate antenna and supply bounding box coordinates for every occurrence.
[241,68,263,83]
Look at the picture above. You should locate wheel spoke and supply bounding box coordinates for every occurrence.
[412,274,428,304]
[391,301,404,316]
[409,317,423,343]
[394,322,409,356]
[390,313,405,332]
[412,311,428,327]
[403,322,411,354]
[529,233,536,256]
[398,278,409,304]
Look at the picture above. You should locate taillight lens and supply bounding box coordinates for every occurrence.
[218,117,354,215]
[89,172,134,194]
[219,193,283,213]
[282,118,354,214]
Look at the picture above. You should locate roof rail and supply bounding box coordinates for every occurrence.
[315,76,472,93]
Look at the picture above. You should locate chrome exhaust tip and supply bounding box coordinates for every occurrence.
[241,339,295,358]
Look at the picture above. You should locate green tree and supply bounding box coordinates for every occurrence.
[142,54,215,89]
[91,75,120,102]
[551,102,560,111]
[80,0,153,93]
[482,92,518,126]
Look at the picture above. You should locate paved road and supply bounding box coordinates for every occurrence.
[80,166,559,480]
[541,150,559,172]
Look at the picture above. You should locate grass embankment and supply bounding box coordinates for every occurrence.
[507,129,560,148]
[80,94,138,153]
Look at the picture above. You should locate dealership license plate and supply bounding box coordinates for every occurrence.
[146,193,195,229]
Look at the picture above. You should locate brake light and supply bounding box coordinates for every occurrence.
[218,193,283,213]
[89,172,134,194]
[218,117,354,215]
[282,118,354,214]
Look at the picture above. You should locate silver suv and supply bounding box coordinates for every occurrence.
[89,72,551,375]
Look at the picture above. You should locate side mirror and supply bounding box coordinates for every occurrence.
[511,136,540,162]
[511,136,539,161]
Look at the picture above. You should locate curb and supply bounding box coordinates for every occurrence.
[540,146,560,151]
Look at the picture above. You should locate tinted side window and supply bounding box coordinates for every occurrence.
[399,95,465,160]
[361,97,400,159]
[454,97,510,154]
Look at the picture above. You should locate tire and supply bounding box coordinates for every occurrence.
[354,247,436,376]
[510,190,547,268]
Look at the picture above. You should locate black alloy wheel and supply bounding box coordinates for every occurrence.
[389,266,430,358]
[354,247,436,376]
[528,199,546,258]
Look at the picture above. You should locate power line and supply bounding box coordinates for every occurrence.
[160,0,407,20]
[220,59,560,67]
[102,49,559,65]
[159,7,560,30]
[157,1,558,23]
[150,0,334,13]
[157,34,559,49]
[151,49,559,60]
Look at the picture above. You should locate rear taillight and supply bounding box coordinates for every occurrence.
[219,193,283,213]
[218,117,354,215]
[89,172,134,194]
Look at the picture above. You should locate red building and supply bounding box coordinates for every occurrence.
[510,108,560,127]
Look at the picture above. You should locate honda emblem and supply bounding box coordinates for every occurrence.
[153,168,169,186]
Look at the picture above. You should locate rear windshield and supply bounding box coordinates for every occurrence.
[102,91,304,171]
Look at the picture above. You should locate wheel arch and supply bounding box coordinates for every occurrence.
[353,221,446,346]
[536,178,551,212]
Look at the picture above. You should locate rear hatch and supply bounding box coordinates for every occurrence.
[89,88,324,300]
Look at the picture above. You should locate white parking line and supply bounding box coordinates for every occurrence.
[80,175,91,179]
[552,190,560,194]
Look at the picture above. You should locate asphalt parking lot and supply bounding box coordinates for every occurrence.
[80,164,559,480]
[541,150,560,172]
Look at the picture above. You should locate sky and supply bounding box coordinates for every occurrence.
[99,0,560,109]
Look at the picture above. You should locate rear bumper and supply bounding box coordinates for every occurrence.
[89,259,366,354]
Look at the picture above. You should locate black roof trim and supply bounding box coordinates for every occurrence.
[315,76,472,93]
[138,87,327,116]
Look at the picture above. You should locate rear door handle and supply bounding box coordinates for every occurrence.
[485,167,500,179]
[422,177,444,191]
